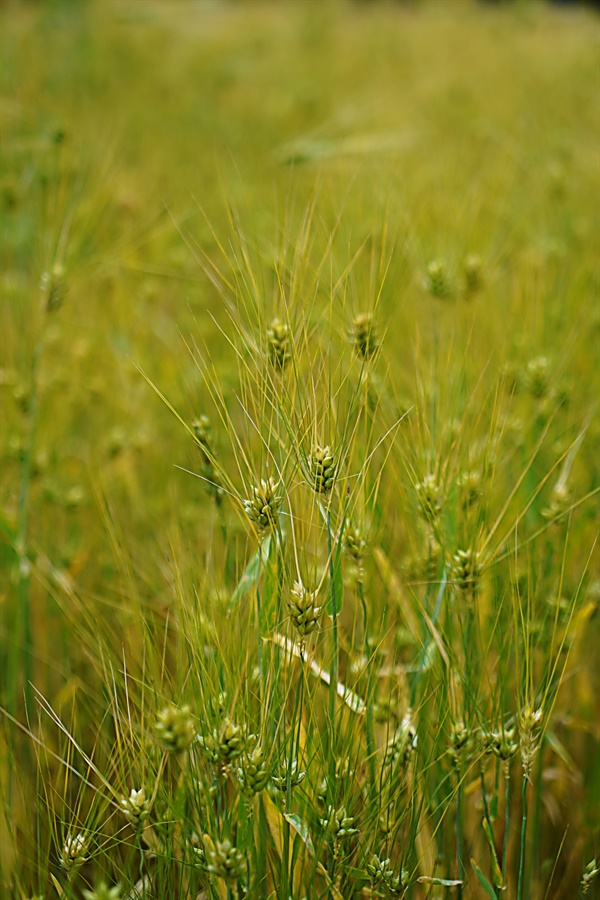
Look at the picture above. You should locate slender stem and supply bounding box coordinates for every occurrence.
[13,334,43,720]
[326,510,338,766]
[326,508,339,900]
[258,796,268,899]
[502,760,511,882]
[281,662,304,896]
[480,764,501,899]
[517,774,529,900]
[456,765,464,899]
[358,578,377,799]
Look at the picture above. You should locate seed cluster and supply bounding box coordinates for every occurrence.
[288,580,323,637]
[309,445,337,495]
[243,477,282,530]
[154,705,195,754]
[267,317,291,370]
[120,786,151,831]
[351,312,379,360]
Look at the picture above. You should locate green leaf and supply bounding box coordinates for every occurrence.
[228,535,271,612]
[283,813,314,855]
[470,858,498,899]
[418,877,463,886]
[481,818,504,889]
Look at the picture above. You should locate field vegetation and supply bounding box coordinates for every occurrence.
[1,1,599,898]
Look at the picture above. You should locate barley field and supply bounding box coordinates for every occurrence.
[1,1,599,898]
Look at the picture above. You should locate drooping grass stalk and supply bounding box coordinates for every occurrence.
[517,774,529,900]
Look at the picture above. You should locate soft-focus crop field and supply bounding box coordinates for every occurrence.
[1,1,599,898]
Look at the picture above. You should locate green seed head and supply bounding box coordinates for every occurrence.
[425,259,450,297]
[40,263,67,313]
[483,727,518,761]
[288,581,323,637]
[451,548,482,596]
[154,704,195,753]
[415,474,444,523]
[198,717,245,766]
[351,312,379,360]
[267,317,291,371]
[243,477,282,530]
[203,835,245,884]
[271,757,306,792]
[236,737,270,795]
[519,705,543,779]
[541,482,571,522]
[448,719,472,767]
[343,524,368,563]
[581,858,600,895]
[310,445,337,495]
[457,469,482,511]
[463,254,483,293]
[192,415,213,454]
[386,711,418,770]
[320,805,358,840]
[525,356,551,398]
[60,832,90,872]
[120,786,151,830]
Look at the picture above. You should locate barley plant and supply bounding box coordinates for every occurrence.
[1,1,599,899]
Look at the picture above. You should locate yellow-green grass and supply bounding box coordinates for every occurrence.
[1,1,598,898]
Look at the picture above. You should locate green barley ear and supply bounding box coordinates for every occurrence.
[451,548,482,597]
[350,312,379,361]
[320,804,358,841]
[267,317,291,370]
[425,259,450,297]
[343,523,367,564]
[524,356,551,398]
[83,883,121,900]
[483,725,518,761]
[415,473,444,524]
[192,414,213,454]
[463,253,483,294]
[448,719,472,769]
[203,835,245,885]
[243,476,282,530]
[40,263,67,313]
[385,710,418,771]
[309,444,337,496]
[120,786,151,832]
[60,832,90,872]
[271,757,306,791]
[236,735,271,795]
[518,705,543,779]
[457,469,482,512]
[198,717,245,768]
[288,580,323,638]
[367,856,409,895]
[154,704,195,753]
[541,482,571,522]
[581,858,600,895]
[192,414,224,503]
